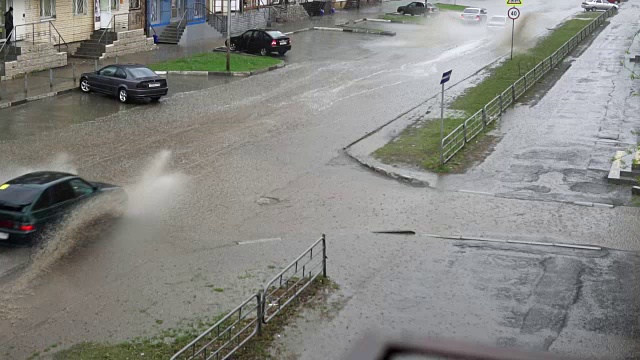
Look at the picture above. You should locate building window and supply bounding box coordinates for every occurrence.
[73,0,88,15]
[111,0,118,10]
[130,0,140,9]
[40,0,56,18]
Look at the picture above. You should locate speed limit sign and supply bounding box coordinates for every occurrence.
[508,7,520,20]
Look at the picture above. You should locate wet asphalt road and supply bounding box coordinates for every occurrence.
[1,1,640,359]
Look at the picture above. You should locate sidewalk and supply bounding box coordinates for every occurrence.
[0,7,382,108]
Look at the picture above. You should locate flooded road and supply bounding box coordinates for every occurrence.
[0,1,639,358]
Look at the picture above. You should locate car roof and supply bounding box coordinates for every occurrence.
[6,171,76,186]
[118,64,148,68]
[464,7,483,10]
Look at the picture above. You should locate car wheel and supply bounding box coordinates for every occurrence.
[260,48,268,56]
[278,49,287,56]
[80,78,90,93]
[228,41,236,51]
[398,10,404,15]
[118,88,128,103]
[150,97,161,102]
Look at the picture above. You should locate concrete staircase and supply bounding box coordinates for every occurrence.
[157,22,186,44]
[72,31,118,59]
[343,0,359,9]
[301,1,326,16]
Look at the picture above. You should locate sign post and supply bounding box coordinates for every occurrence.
[439,70,452,166]
[507,4,521,60]
[226,0,232,71]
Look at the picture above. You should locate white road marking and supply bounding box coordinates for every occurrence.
[237,237,283,245]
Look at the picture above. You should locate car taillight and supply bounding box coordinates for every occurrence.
[0,220,14,229]
[19,224,34,231]
[476,15,480,20]
[137,82,148,88]
[461,14,464,18]
[271,40,277,47]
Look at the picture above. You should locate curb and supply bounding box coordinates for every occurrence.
[315,26,396,36]
[282,25,396,36]
[0,87,75,109]
[156,63,285,77]
[345,150,430,187]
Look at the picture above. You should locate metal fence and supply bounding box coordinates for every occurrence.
[171,235,327,360]
[440,8,615,164]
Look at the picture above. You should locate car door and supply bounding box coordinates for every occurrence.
[30,181,78,231]
[241,30,254,51]
[113,67,128,95]
[93,66,118,93]
[415,2,425,15]
[249,31,263,53]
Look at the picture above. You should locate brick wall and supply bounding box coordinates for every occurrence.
[3,43,67,78]
[270,3,308,23]
[229,8,268,36]
[24,0,94,44]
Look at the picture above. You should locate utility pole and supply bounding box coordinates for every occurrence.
[226,0,232,71]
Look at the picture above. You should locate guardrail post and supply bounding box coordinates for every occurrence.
[512,84,516,102]
[524,74,527,91]
[322,234,327,278]
[463,122,467,143]
[482,106,487,128]
[256,293,263,335]
[498,94,503,114]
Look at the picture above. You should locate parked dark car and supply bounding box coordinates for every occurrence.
[80,64,168,103]
[460,7,488,24]
[0,172,127,246]
[226,29,291,56]
[397,2,426,16]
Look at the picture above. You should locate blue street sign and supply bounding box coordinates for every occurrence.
[440,70,452,85]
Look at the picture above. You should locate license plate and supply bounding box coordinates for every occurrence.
[0,232,8,240]
[149,83,160,88]
[279,40,287,45]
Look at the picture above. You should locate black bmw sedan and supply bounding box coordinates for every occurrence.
[80,64,168,103]
[226,29,291,56]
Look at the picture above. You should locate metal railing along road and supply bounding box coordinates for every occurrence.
[440,8,615,164]
[171,235,327,360]
[0,20,69,60]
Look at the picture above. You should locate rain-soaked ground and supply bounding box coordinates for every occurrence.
[0,0,639,358]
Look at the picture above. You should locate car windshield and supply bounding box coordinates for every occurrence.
[463,8,479,13]
[127,67,158,79]
[0,184,41,209]
[266,31,286,38]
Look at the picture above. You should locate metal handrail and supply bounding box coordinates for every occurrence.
[175,3,206,42]
[48,21,69,53]
[97,13,130,44]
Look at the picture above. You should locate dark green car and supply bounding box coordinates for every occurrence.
[0,172,127,246]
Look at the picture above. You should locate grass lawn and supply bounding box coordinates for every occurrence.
[435,3,469,11]
[379,14,427,23]
[148,52,282,72]
[374,15,602,172]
